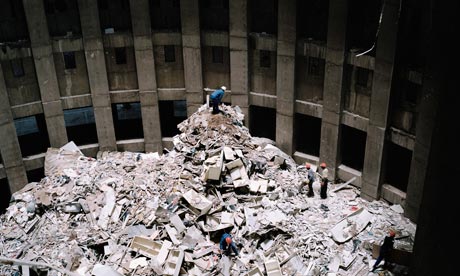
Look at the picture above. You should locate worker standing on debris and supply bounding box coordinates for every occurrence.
[210,86,226,114]
[299,163,315,197]
[319,162,329,199]
[372,230,396,272]
[220,233,239,256]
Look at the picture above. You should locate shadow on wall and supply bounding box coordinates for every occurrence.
[0,178,12,214]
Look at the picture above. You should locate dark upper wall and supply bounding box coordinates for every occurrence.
[296,0,329,41]
[199,0,229,31]
[249,0,277,34]
[0,0,29,43]
[44,0,82,37]
[98,0,132,32]
[149,0,181,31]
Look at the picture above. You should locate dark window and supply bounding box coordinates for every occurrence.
[260,50,271,68]
[64,107,98,145]
[308,57,320,76]
[112,103,144,140]
[11,59,24,77]
[356,67,369,87]
[115,47,127,64]
[159,100,187,137]
[404,82,419,104]
[212,46,223,63]
[164,45,175,62]
[99,0,109,10]
[249,105,276,141]
[15,114,50,157]
[0,178,11,215]
[295,114,321,156]
[63,52,76,69]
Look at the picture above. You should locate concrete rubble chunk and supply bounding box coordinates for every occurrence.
[0,104,415,276]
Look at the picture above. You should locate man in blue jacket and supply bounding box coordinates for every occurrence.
[210,86,226,114]
[219,233,239,256]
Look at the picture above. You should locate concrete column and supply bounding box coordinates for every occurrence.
[180,0,203,116]
[319,0,348,179]
[275,0,296,155]
[361,0,400,200]
[229,0,249,126]
[404,3,440,222]
[129,0,163,153]
[0,64,28,192]
[23,0,67,148]
[404,77,439,222]
[78,0,116,151]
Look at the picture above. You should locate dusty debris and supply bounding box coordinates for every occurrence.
[0,104,415,276]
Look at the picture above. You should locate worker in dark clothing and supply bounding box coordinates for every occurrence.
[372,230,396,271]
[219,233,239,256]
[319,162,329,199]
[210,86,226,114]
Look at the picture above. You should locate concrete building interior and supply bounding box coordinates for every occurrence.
[0,0,456,275]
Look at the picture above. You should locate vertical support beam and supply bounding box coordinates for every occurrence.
[0,64,28,192]
[229,0,249,126]
[275,0,296,155]
[404,77,439,222]
[129,0,163,153]
[180,0,203,116]
[319,0,348,179]
[404,1,440,222]
[78,0,116,151]
[361,0,400,200]
[23,0,67,148]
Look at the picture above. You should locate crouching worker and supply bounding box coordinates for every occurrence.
[220,233,239,256]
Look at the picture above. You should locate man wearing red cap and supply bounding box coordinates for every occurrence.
[220,233,239,256]
[372,230,396,272]
[319,162,329,199]
[299,163,316,197]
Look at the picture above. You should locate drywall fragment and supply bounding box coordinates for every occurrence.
[163,249,184,276]
[223,147,236,160]
[226,158,244,170]
[249,180,260,193]
[332,177,356,193]
[129,257,148,269]
[265,258,282,276]
[328,254,340,273]
[230,168,242,181]
[183,189,213,215]
[92,264,122,276]
[98,188,116,230]
[244,266,264,276]
[390,204,404,213]
[330,208,372,243]
[170,213,186,234]
[158,240,172,265]
[129,236,162,259]
[165,225,181,244]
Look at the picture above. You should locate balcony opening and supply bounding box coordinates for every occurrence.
[249,105,276,141]
[64,107,98,145]
[15,115,50,157]
[159,100,187,137]
[294,113,321,156]
[0,178,11,214]
[27,167,45,183]
[112,102,144,140]
[385,142,412,192]
[340,124,366,171]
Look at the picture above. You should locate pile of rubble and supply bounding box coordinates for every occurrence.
[0,104,415,276]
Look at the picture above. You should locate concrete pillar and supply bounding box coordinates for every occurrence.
[404,3,440,223]
[78,0,116,151]
[361,0,400,200]
[404,77,439,222]
[180,0,203,116]
[229,0,249,126]
[23,0,68,148]
[129,0,163,153]
[0,64,28,192]
[319,0,348,179]
[275,0,296,155]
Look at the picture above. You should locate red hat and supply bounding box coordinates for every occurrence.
[225,237,232,244]
[389,230,396,237]
[320,162,326,168]
[305,163,311,169]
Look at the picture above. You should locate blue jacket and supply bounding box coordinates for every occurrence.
[210,89,225,102]
[220,233,239,255]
